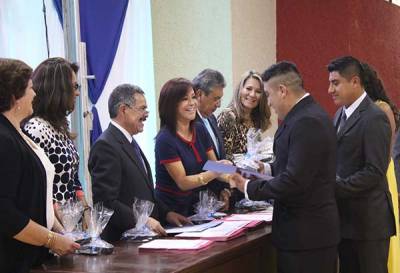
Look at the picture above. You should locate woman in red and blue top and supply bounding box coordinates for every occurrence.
[155,78,230,216]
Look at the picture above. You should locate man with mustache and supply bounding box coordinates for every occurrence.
[193,69,233,208]
[89,84,188,242]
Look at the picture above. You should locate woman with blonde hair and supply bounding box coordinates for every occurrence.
[217,70,271,161]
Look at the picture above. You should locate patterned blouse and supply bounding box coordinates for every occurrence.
[217,108,254,161]
[23,117,82,205]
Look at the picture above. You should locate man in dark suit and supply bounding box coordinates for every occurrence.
[231,61,340,273]
[89,84,188,242]
[328,56,395,273]
[192,69,233,207]
[193,69,226,160]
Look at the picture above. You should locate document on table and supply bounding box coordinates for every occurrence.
[165,221,222,234]
[203,160,273,180]
[138,239,213,251]
[225,213,273,222]
[176,220,251,239]
[225,207,273,222]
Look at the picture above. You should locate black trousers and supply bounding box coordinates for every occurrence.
[277,246,337,273]
[338,238,390,273]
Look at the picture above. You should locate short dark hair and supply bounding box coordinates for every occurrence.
[327,56,363,82]
[158,78,193,133]
[261,61,304,89]
[31,57,79,136]
[192,69,226,95]
[108,84,145,118]
[0,58,32,113]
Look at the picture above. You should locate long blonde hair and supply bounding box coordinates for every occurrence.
[229,70,271,131]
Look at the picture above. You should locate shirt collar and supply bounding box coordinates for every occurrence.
[343,91,367,119]
[295,92,310,105]
[111,120,133,143]
[197,110,207,121]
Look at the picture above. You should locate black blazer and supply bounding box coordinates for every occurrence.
[334,96,395,240]
[247,96,340,251]
[195,113,229,195]
[0,114,48,273]
[195,113,226,160]
[89,124,169,242]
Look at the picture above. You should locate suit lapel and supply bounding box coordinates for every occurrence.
[337,96,370,140]
[109,124,154,191]
[208,115,225,158]
[333,108,341,131]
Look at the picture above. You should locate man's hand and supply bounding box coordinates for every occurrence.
[166,211,192,227]
[146,217,167,236]
[219,188,232,211]
[256,161,265,174]
[230,173,247,193]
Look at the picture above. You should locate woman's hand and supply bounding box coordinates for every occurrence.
[50,233,80,256]
[166,211,192,227]
[217,159,233,165]
[146,217,167,236]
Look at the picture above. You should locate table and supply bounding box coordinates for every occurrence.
[32,225,276,273]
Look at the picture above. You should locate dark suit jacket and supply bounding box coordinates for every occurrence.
[247,96,340,251]
[0,114,48,273]
[334,96,395,240]
[195,113,226,160]
[195,113,229,195]
[89,124,169,242]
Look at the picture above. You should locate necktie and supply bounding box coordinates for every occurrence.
[338,110,347,133]
[131,139,147,173]
[202,118,220,157]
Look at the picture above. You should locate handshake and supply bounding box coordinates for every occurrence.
[203,160,273,193]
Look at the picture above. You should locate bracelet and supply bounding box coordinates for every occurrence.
[222,174,232,181]
[83,206,91,212]
[44,231,55,248]
[198,173,207,185]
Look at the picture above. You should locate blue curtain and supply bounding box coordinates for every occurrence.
[53,0,63,25]
[53,0,129,144]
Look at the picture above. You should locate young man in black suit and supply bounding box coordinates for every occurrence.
[89,84,189,242]
[328,56,395,273]
[231,61,340,273]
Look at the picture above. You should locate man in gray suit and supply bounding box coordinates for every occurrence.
[328,56,395,273]
[89,84,188,242]
[192,69,233,206]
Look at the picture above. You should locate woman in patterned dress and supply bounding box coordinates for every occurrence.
[23,58,89,226]
[217,70,271,161]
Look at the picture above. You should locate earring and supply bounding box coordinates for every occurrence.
[17,106,21,111]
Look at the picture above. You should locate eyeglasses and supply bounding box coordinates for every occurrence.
[124,104,148,113]
[73,83,81,90]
